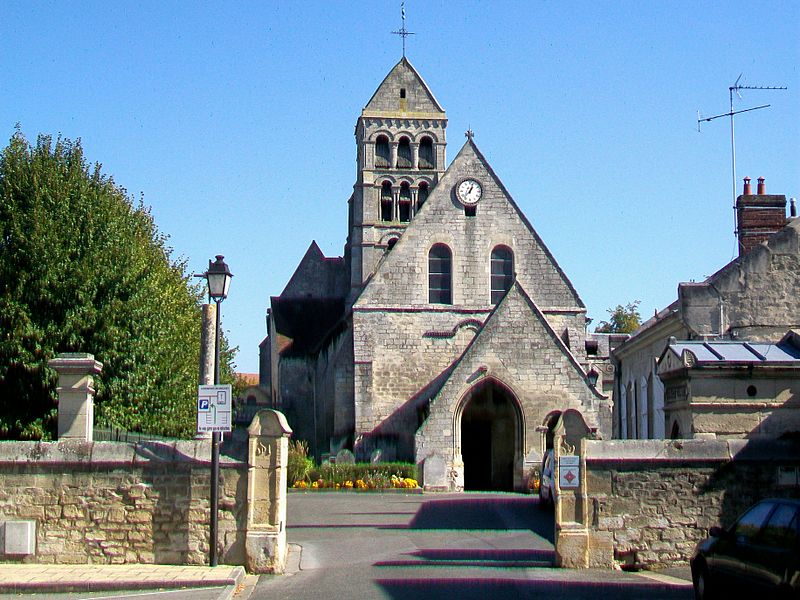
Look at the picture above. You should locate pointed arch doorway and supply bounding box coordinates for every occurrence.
[459,379,522,491]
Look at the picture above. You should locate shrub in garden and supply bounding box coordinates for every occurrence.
[287,439,313,485]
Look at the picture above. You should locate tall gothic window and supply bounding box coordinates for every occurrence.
[380,181,393,222]
[397,136,412,168]
[399,182,411,222]
[428,244,452,304]
[419,136,434,169]
[375,135,391,168]
[490,246,513,304]
[418,182,429,208]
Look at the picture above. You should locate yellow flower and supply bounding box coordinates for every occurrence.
[311,481,319,489]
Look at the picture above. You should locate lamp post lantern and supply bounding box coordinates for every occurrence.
[202,255,232,568]
[587,368,599,388]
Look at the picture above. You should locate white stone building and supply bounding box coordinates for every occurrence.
[261,57,611,491]
[613,180,799,440]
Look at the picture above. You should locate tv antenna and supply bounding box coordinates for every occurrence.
[697,74,786,247]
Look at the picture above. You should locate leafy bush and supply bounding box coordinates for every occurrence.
[287,439,313,485]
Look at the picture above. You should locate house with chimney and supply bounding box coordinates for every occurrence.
[612,177,799,440]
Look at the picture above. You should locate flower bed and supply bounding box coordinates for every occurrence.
[293,474,419,491]
[291,461,419,491]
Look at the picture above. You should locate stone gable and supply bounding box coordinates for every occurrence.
[416,282,609,490]
[355,139,584,312]
[680,218,800,339]
[280,241,347,300]
[363,57,444,117]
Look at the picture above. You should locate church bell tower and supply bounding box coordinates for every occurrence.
[346,57,447,294]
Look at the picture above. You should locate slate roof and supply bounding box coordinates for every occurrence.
[664,337,800,366]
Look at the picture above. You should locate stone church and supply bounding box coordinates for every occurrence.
[260,57,611,491]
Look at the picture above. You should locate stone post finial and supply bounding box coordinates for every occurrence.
[48,353,103,442]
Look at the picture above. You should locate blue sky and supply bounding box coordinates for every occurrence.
[2,1,798,374]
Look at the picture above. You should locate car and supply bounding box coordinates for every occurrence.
[690,497,800,599]
[538,449,556,508]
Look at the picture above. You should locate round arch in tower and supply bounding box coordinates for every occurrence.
[456,378,523,492]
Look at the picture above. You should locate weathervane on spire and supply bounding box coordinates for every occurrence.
[391,3,415,58]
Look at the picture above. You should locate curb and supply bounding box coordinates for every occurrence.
[0,565,246,595]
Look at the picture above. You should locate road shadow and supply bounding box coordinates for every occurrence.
[407,495,553,543]
[375,578,691,600]
[375,547,555,568]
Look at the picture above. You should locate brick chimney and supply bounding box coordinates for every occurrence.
[736,176,787,256]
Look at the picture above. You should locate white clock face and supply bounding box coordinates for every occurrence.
[457,178,483,205]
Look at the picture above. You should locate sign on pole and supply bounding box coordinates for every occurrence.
[559,455,580,490]
[197,385,232,433]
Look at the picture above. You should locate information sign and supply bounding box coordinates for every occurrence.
[197,385,232,433]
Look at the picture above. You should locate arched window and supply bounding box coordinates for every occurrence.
[399,182,411,222]
[418,182,429,208]
[490,246,513,304]
[381,181,393,222]
[375,135,390,168]
[428,244,452,304]
[419,136,434,169]
[397,136,412,168]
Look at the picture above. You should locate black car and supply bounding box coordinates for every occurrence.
[690,498,800,599]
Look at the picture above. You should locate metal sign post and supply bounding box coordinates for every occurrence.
[198,384,231,567]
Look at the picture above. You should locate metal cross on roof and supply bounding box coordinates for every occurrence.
[465,128,475,140]
[391,2,415,58]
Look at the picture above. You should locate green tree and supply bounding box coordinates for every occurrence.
[595,301,642,334]
[0,130,236,439]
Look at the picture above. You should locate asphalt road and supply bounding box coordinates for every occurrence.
[252,492,694,600]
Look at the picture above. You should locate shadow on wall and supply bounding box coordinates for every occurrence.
[135,443,196,564]
[134,442,247,565]
[357,366,455,462]
[701,408,800,527]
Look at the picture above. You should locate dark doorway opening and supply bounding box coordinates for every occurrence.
[461,381,518,491]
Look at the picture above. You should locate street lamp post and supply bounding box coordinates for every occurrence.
[203,255,232,567]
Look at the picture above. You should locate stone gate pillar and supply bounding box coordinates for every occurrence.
[49,353,103,442]
[245,409,292,573]
[553,410,591,568]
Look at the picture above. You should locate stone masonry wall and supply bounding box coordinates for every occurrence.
[0,441,246,566]
[582,439,800,568]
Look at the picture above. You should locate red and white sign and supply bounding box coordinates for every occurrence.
[559,455,580,489]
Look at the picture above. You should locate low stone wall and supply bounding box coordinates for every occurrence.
[563,439,800,568]
[0,440,247,565]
